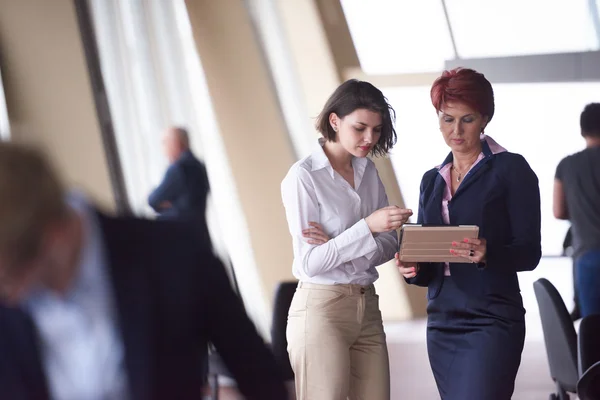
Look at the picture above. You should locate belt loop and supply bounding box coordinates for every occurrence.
[298,282,303,289]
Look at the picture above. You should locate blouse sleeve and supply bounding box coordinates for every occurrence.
[353,168,398,272]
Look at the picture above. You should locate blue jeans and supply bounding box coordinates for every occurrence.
[576,250,600,318]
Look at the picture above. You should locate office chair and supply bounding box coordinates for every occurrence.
[578,360,600,400]
[533,278,578,400]
[578,314,600,376]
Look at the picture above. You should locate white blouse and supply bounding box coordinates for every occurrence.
[281,140,397,285]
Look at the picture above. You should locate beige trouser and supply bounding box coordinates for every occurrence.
[287,282,390,400]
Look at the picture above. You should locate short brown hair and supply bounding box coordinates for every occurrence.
[315,79,397,157]
[0,142,67,268]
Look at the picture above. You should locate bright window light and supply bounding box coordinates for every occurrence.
[445,0,600,58]
[340,0,454,74]
[0,67,9,141]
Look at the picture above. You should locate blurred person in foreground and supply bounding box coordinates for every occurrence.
[0,141,287,400]
[148,126,210,226]
[554,103,600,319]
[396,67,541,400]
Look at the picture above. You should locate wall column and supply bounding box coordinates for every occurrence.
[185,0,297,334]
[0,0,115,209]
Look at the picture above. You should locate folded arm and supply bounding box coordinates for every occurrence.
[282,167,379,278]
[148,165,183,211]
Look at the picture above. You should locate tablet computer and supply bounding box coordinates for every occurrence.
[398,224,480,263]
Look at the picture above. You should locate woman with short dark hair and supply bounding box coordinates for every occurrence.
[282,79,412,400]
[397,68,542,400]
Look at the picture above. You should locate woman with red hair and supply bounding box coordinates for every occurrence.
[396,68,541,399]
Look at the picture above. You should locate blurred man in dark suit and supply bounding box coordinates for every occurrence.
[148,126,210,226]
[0,141,287,400]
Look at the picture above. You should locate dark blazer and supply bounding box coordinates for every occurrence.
[0,212,287,400]
[148,150,210,222]
[407,139,542,298]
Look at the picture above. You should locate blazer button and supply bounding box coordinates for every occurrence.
[360,288,366,294]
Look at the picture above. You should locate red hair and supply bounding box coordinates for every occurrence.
[430,68,495,121]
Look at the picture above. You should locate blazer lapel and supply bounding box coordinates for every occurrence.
[424,174,446,225]
[452,138,497,200]
[97,213,156,400]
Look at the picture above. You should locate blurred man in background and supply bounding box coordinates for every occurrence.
[554,103,600,319]
[0,141,287,400]
[148,126,210,227]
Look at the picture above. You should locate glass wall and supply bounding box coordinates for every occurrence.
[341,0,454,74]
[89,0,271,334]
[0,66,9,140]
[342,0,600,72]
[445,0,599,58]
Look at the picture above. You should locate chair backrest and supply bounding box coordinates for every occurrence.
[270,281,298,381]
[533,278,578,392]
[579,315,600,375]
[578,360,600,400]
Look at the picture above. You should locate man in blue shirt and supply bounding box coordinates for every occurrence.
[0,141,287,400]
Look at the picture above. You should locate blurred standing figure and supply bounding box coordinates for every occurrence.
[148,126,210,226]
[0,141,288,400]
[554,103,600,319]
[281,80,412,400]
[397,68,541,400]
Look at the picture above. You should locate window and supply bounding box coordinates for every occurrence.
[89,0,271,335]
[340,0,454,74]
[342,0,599,72]
[445,0,600,58]
[0,66,9,140]
[246,0,315,159]
[386,82,600,256]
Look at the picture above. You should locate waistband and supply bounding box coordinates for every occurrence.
[297,282,376,295]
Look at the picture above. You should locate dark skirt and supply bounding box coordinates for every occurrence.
[427,276,526,400]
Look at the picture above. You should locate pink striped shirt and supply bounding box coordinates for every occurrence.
[438,134,507,275]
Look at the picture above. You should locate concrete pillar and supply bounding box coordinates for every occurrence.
[0,0,115,209]
[185,0,297,332]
